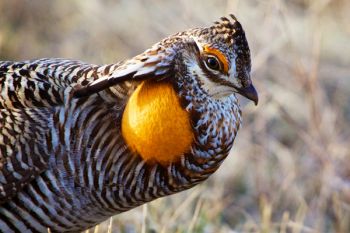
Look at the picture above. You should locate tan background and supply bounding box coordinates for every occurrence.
[0,0,349,232]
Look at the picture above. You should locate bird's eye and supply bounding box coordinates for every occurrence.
[205,56,221,71]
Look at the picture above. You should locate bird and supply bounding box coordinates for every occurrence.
[0,14,258,232]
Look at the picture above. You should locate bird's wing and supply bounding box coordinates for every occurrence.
[0,38,195,203]
[72,43,177,98]
[0,51,171,202]
[0,58,101,203]
[0,107,52,203]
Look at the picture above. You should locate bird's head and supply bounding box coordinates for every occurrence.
[167,14,258,105]
[73,14,258,105]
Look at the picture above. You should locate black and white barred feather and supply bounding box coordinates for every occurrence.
[0,15,254,232]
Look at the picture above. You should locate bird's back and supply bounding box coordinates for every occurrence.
[0,59,135,232]
[0,59,98,202]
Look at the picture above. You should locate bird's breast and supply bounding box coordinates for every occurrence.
[121,80,193,165]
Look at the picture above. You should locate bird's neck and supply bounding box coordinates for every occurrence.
[172,75,242,182]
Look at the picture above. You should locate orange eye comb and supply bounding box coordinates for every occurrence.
[203,45,229,74]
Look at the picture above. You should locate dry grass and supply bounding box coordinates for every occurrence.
[1,0,349,232]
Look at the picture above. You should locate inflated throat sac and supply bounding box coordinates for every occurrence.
[122,81,193,165]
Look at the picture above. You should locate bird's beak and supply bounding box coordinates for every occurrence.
[236,84,258,105]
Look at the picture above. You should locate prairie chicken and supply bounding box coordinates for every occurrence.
[0,15,258,232]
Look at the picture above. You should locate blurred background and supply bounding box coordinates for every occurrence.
[0,0,349,232]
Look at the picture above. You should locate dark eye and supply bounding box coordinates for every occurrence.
[205,56,221,71]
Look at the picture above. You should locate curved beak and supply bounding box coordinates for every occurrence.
[236,84,259,105]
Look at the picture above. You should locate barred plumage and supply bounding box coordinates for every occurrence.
[0,15,258,232]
